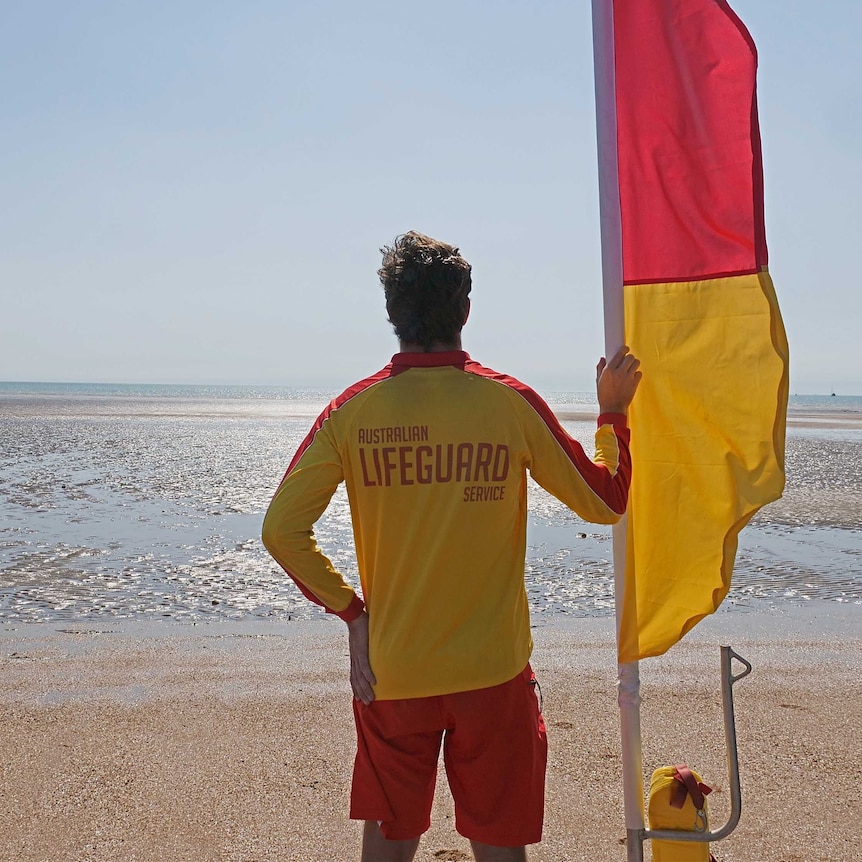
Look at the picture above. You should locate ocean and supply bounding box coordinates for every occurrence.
[1,382,860,624]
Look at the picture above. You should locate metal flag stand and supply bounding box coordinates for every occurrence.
[641,647,752,854]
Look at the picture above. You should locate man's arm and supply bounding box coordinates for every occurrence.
[263,422,377,702]
[515,347,641,523]
[261,421,364,621]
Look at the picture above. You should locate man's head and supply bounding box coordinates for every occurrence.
[378,231,472,350]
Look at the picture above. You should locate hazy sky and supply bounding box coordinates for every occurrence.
[2,1,859,393]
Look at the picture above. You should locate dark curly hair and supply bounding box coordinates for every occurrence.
[378,231,472,349]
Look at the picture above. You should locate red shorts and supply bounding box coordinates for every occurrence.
[350,664,547,846]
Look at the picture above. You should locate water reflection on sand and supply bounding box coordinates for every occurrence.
[1,393,860,623]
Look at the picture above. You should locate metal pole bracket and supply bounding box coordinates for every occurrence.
[643,645,752,847]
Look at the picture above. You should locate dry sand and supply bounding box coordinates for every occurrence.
[1,607,859,862]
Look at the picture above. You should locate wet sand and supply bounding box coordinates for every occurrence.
[1,606,859,862]
[555,405,862,431]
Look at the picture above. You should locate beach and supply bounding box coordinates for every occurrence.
[1,386,860,860]
[2,606,859,862]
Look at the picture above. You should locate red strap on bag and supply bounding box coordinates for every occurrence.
[669,764,713,812]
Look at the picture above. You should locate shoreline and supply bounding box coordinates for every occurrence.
[2,594,859,646]
[2,601,859,707]
[1,604,858,861]
[2,596,859,655]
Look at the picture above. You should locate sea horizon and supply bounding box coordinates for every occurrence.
[2,379,861,405]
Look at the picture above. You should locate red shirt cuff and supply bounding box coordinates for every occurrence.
[331,592,365,623]
[597,411,628,429]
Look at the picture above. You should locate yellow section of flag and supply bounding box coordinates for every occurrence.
[619,270,789,662]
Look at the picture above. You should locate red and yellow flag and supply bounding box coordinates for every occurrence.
[614,0,789,662]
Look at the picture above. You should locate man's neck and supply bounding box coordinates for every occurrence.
[398,337,463,354]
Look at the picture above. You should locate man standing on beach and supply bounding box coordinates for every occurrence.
[262,231,641,862]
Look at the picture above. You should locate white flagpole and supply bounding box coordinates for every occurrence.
[590,2,646,859]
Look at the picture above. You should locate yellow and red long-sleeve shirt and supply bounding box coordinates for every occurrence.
[262,351,631,700]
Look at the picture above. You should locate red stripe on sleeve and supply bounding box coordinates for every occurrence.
[277,363,395,485]
[465,361,632,516]
[267,365,394,618]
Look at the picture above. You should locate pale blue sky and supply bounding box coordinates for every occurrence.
[2,1,859,393]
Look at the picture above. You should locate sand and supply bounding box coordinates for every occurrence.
[1,606,859,862]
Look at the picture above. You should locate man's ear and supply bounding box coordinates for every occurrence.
[462,298,471,327]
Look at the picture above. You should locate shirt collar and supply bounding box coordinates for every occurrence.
[391,351,470,369]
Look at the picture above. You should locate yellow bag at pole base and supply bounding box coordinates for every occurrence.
[648,765,715,862]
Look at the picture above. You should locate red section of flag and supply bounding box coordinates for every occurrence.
[614,0,767,284]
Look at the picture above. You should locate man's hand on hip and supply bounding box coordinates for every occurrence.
[347,611,377,705]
